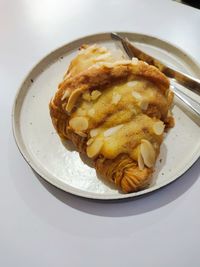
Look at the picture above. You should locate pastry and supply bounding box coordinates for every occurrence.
[49,44,174,193]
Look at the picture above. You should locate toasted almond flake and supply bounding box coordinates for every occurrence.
[75,131,87,137]
[78,44,99,55]
[90,128,100,137]
[140,139,156,168]
[96,62,112,68]
[127,81,138,87]
[66,88,83,112]
[62,103,66,109]
[88,108,95,117]
[91,90,102,100]
[88,62,106,70]
[112,92,121,104]
[87,138,94,146]
[104,124,123,137]
[61,90,70,101]
[82,92,91,101]
[69,117,88,131]
[87,138,103,158]
[132,57,139,64]
[89,60,131,69]
[138,149,145,170]
[95,52,111,61]
[132,91,142,100]
[153,121,165,135]
[140,101,149,111]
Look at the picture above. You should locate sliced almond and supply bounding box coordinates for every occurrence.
[82,92,91,101]
[61,90,70,101]
[86,138,94,146]
[127,81,138,87]
[132,91,142,100]
[88,108,95,117]
[153,121,165,135]
[87,138,103,158]
[140,139,156,168]
[91,90,102,100]
[75,131,87,137]
[62,103,66,110]
[78,44,98,55]
[90,128,100,137]
[69,117,88,131]
[88,63,101,70]
[112,92,121,104]
[138,149,145,170]
[95,52,111,61]
[104,124,123,137]
[132,57,139,64]
[66,88,83,112]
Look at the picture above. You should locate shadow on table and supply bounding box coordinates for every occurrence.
[33,157,200,217]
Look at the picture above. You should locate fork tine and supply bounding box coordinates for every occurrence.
[111,32,134,59]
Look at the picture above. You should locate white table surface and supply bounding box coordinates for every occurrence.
[1,0,200,266]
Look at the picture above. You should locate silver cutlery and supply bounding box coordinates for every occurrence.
[111,32,200,117]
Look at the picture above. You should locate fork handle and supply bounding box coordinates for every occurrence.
[172,85,200,117]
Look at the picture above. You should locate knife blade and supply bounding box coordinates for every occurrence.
[111,32,200,96]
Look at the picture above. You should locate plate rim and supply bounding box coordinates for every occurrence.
[12,31,200,200]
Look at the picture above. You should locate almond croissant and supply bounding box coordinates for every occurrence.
[49,44,174,193]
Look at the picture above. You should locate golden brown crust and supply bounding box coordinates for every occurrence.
[95,154,152,193]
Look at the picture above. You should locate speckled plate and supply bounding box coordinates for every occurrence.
[12,32,200,200]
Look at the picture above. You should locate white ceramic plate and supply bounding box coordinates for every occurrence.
[12,32,200,200]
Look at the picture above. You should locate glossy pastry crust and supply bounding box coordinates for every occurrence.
[49,45,174,193]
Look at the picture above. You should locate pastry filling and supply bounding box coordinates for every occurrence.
[68,78,170,168]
